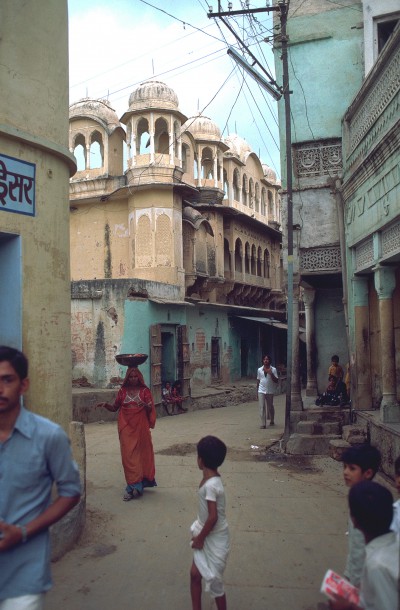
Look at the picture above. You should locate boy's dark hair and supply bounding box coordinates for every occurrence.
[197,436,227,469]
[341,444,381,475]
[349,481,393,538]
[331,355,339,363]
[0,346,28,380]
[394,455,400,475]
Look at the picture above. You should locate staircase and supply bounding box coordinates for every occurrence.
[285,399,353,455]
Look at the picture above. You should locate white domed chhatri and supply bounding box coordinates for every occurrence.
[224,133,252,161]
[128,80,179,112]
[183,114,221,142]
[262,164,278,184]
[69,98,121,134]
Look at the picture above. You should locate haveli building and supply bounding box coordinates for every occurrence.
[69,81,284,404]
[274,0,400,467]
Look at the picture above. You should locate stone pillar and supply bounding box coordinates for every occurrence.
[291,282,303,410]
[352,276,371,409]
[302,286,317,396]
[196,149,201,187]
[373,265,399,422]
[149,112,155,164]
[169,129,174,165]
[85,144,90,170]
[131,134,136,167]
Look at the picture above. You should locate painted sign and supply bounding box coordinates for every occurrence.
[0,154,35,216]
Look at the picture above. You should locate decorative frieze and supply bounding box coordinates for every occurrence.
[293,140,342,178]
[382,221,400,258]
[355,239,374,271]
[300,246,341,272]
[347,43,400,156]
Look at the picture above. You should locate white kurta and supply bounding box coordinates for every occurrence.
[191,476,230,598]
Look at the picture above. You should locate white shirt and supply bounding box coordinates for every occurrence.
[360,531,399,610]
[390,499,400,535]
[257,365,278,394]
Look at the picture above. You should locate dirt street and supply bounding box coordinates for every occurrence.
[46,395,351,610]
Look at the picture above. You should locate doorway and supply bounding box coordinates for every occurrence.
[0,233,21,348]
[211,336,221,380]
[161,330,176,384]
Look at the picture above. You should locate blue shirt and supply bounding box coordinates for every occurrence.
[0,407,81,599]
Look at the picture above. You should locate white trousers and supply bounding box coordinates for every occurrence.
[258,392,274,426]
[0,595,44,610]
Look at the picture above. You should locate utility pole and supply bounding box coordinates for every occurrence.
[208,1,294,444]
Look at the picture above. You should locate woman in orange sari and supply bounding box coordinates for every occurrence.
[97,367,157,500]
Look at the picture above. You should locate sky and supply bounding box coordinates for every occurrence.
[68,0,282,177]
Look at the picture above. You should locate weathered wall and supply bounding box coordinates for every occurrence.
[71,278,184,385]
[0,0,85,557]
[315,288,347,393]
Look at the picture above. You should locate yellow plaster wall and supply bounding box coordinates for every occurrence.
[0,0,75,430]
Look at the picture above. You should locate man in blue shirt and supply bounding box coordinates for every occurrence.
[0,346,81,610]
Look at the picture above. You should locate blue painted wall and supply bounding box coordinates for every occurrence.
[275,4,364,184]
[0,234,21,348]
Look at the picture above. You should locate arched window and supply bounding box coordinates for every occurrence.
[73,133,86,171]
[255,183,260,213]
[233,169,240,201]
[251,244,256,275]
[224,238,231,274]
[264,248,270,278]
[155,117,169,154]
[234,238,242,272]
[223,169,229,199]
[242,174,248,206]
[261,188,267,215]
[90,130,103,169]
[137,117,150,155]
[257,246,262,276]
[201,147,213,179]
[245,242,250,273]
[268,191,274,218]
[182,144,189,173]
[249,179,254,209]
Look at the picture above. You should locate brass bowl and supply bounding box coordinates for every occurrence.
[115,353,148,367]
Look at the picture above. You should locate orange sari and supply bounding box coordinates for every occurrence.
[114,371,156,492]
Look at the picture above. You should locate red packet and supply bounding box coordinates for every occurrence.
[321,569,360,605]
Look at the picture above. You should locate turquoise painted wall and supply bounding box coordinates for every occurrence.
[275,4,364,184]
[122,300,187,385]
[315,288,347,392]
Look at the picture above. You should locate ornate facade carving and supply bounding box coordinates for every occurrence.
[293,139,342,178]
[355,238,374,271]
[348,43,400,156]
[300,246,341,272]
[382,220,400,258]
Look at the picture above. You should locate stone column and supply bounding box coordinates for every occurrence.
[214,155,218,188]
[85,144,90,170]
[149,112,155,164]
[131,134,136,167]
[302,286,317,396]
[352,276,371,410]
[373,265,399,422]
[291,281,303,410]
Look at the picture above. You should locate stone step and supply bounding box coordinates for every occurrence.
[291,406,351,426]
[286,433,342,455]
[342,424,367,444]
[329,438,352,461]
[296,420,341,435]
